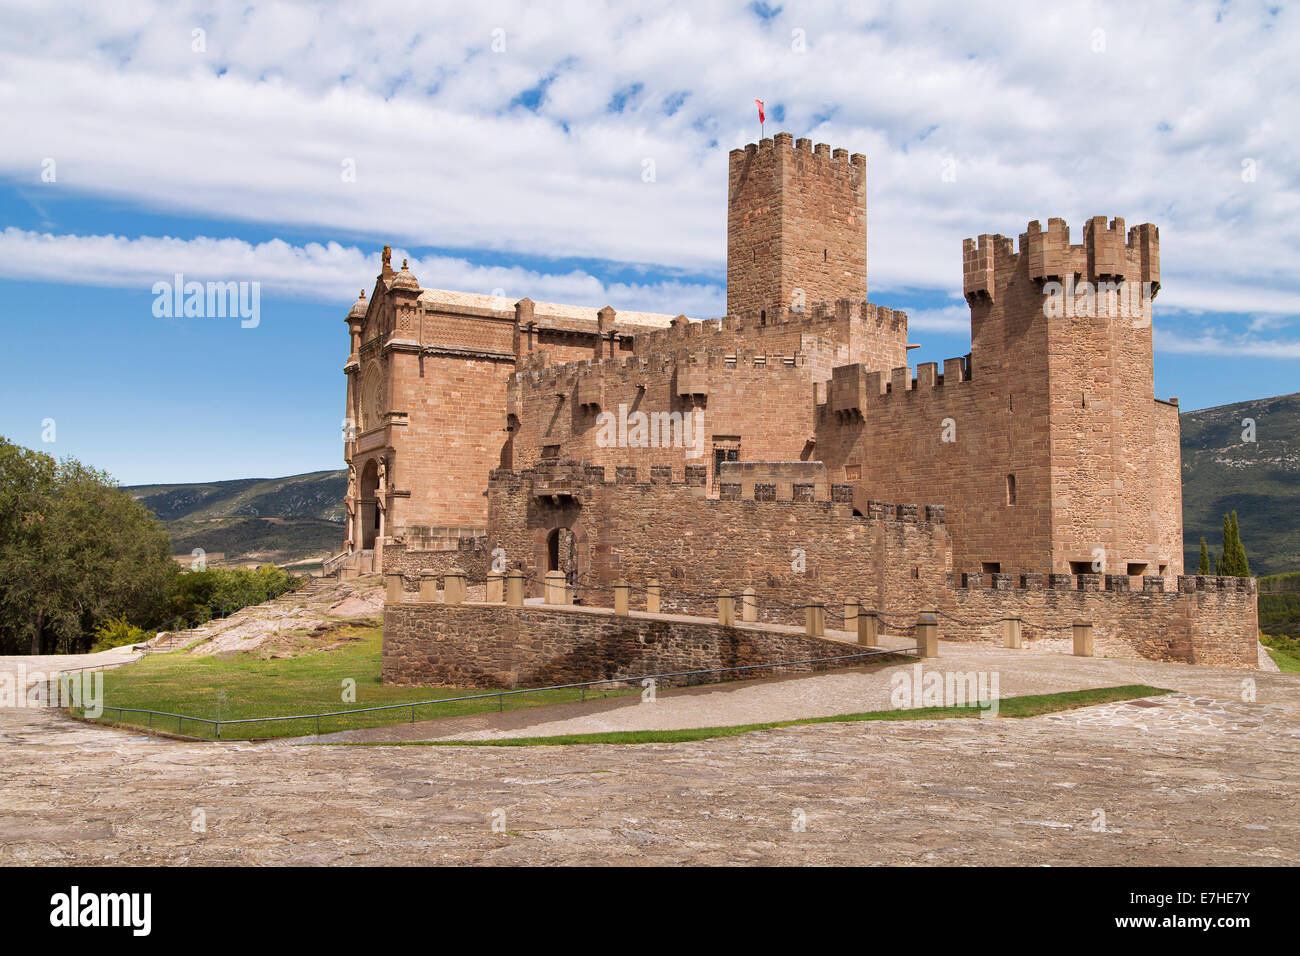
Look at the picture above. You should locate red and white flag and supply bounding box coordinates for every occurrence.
[755,98,765,123]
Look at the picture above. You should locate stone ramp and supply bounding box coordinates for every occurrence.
[312,638,1298,744]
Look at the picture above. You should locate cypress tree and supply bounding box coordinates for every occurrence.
[1231,511,1251,577]
[1221,514,1234,576]
[1198,537,1210,575]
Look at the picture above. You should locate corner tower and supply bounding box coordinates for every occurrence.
[727,132,867,316]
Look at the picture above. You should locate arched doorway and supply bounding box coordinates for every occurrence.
[359,459,379,549]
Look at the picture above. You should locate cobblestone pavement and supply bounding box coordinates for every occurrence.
[2,643,1297,865]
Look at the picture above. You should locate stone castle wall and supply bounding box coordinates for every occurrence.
[937,572,1258,667]
[382,600,894,689]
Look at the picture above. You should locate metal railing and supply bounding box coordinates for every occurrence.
[81,643,920,740]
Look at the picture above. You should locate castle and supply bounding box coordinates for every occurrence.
[334,132,1258,674]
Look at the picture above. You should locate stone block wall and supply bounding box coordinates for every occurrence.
[381,538,492,591]
[382,600,895,689]
[487,460,951,626]
[937,573,1258,667]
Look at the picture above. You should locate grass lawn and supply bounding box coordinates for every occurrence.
[1266,645,1300,673]
[78,620,636,740]
[350,684,1175,747]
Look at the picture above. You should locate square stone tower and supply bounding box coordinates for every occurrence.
[727,132,868,316]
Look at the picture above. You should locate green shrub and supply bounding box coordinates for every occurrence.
[91,615,148,652]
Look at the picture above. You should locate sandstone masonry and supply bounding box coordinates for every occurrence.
[331,132,1257,672]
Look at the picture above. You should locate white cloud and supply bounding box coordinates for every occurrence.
[1155,326,1300,359]
[0,0,1297,326]
[0,226,725,317]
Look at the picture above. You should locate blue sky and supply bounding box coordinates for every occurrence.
[1,1,1298,485]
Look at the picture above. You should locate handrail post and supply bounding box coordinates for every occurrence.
[917,610,939,658]
[444,568,467,605]
[741,587,757,622]
[1073,620,1094,657]
[858,608,879,646]
[506,570,525,607]
[645,579,661,615]
[1003,615,1023,649]
[805,603,825,637]
[717,592,735,627]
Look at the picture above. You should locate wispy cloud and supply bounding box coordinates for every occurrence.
[0,227,725,317]
[0,0,1297,324]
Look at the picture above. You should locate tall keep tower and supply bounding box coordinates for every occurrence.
[727,132,868,316]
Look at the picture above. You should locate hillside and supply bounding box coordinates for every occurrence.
[1180,392,1300,577]
[126,469,346,570]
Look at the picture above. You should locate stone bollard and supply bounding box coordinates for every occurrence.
[1073,620,1094,657]
[486,571,504,603]
[1003,615,1023,649]
[613,580,631,616]
[545,570,568,605]
[506,570,525,607]
[805,603,825,638]
[741,587,757,623]
[444,569,467,606]
[916,611,939,658]
[843,600,860,635]
[858,608,879,647]
[385,572,405,605]
[418,569,440,603]
[717,593,736,627]
[645,579,661,615]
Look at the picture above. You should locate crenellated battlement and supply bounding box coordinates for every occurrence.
[630,298,906,357]
[491,459,945,518]
[825,355,973,419]
[729,131,867,170]
[962,216,1160,305]
[510,346,810,393]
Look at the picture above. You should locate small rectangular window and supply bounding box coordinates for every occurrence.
[982,561,1001,575]
[541,445,560,459]
[1006,473,1016,505]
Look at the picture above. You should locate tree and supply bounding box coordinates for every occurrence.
[1199,537,1210,575]
[1216,510,1253,578]
[1231,511,1252,577]
[0,438,177,654]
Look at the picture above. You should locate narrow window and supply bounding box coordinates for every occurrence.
[1006,473,1016,505]
[760,310,767,326]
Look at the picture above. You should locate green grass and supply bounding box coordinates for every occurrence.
[348,684,1175,747]
[78,621,634,739]
[1265,645,1300,673]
